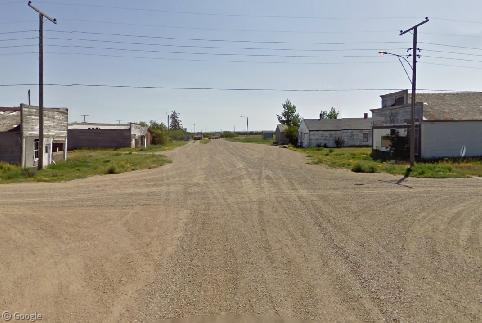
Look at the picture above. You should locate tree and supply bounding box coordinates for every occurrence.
[169,110,182,130]
[277,99,301,145]
[320,107,340,120]
[277,99,301,127]
[389,130,409,160]
[147,120,169,145]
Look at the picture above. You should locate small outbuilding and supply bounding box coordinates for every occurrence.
[0,104,68,168]
[371,90,482,159]
[274,124,289,145]
[298,115,372,148]
[68,122,150,150]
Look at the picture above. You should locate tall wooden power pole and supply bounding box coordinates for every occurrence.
[400,17,429,167]
[28,1,57,170]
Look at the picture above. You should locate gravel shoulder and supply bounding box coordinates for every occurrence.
[0,140,480,322]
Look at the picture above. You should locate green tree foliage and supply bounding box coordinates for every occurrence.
[169,110,182,130]
[276,99,301,145]
[277,99,301,127]
[320,107,340,120]
[147,120,169,145]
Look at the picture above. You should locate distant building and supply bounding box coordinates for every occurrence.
[298,114,372,148]
[371,90,482,159]
[68,122,149,150]
[274,124,289,145]
[0,104,68,168]
[261,130,274,140]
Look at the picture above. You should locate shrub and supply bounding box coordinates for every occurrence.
[106,164,119,174]
[389,131,409,160]
[150,128,169,145]
[284,126,299,146]
[22,168,37,178]
[352,162,377,173]
[221,131,236,138]
[335,137,345,148]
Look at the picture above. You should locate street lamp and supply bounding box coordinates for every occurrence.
[379,50,417,167]
[378,51,412,83]
[240,115,249,134]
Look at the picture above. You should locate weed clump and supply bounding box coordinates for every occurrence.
[352,162,377,173]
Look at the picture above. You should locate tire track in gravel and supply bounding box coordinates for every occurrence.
[1,140,480,322]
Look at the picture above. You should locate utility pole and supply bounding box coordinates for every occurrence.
[167,112,170,130]
[116,120,122,124]
[193,122,196,133]
[240,115,248,134]
[400,17,429,167]
[28,1,57,170]
[28,89,31,106]
[81,114,89,123]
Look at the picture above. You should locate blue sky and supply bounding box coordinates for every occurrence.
[1,0,482,131]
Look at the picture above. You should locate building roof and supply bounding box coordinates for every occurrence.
[0,108,20,132]
[415,92,482,121]
[302,118,372,131]
[69,122,132,130]
[276,124,288,132]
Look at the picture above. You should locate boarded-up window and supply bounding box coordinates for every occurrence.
[363,133,369,142]
[52,142,64,152]
[381,136,391,148]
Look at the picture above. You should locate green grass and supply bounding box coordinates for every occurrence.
[294,147,482,178]
[225,135,273,145]
[0,141,187,184]
[200,138,210,144]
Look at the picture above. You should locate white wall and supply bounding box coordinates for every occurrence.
[421,121,482,159]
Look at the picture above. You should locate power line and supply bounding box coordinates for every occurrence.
[36,1,421,21]
[0,82,462,92]
[32,1,482,26]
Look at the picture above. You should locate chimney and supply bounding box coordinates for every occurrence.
[363,113,368,119]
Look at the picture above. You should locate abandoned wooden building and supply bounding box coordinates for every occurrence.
[0,104,68,168]
[298,114,372,148]
[68,122,150,150]
[274,124,289,145]
[371,90,482,159]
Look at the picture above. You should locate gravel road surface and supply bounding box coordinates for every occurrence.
[0,140,480,322]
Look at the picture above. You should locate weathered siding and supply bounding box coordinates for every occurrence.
[308,130,339,147]
[23,136,36,168]
[130,123,148,137]
[372,103,423,127]
[306,129,372,148]
[421,121,482,159]
[68,129,132,149]
[341,129,372,146]
[21,105,68,138]
[0,132,22,165]
[274,127,289,145]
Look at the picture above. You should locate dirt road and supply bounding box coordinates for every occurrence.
[0,140,480,322]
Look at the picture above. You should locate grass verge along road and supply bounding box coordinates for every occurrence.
[0,142,186,184]
[294,147,482,178]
